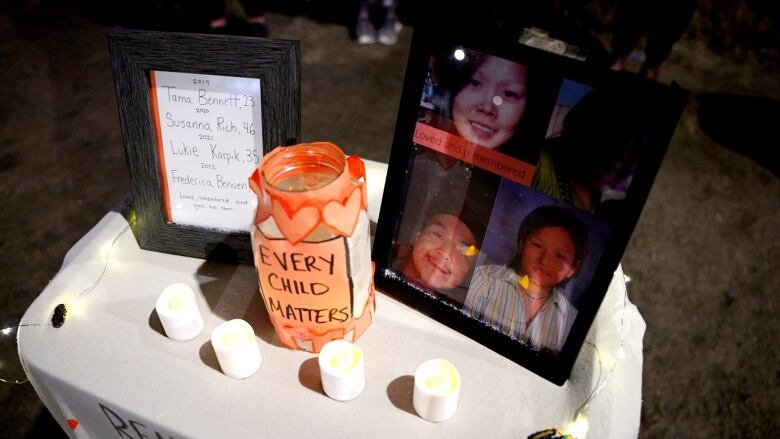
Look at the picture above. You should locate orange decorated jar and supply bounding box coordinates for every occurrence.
[248,142,375,352]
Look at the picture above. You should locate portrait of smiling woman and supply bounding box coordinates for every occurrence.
[451,55,529,150]
[424,46,557,163]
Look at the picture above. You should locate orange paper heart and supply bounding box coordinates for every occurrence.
[347,156,368,210]
[68,419,79,430]
[271,198,320,245]
[249,171,272,224]
[254,190,272,224]
[348,155,365,179]
[322,187,363,236]
[360,183,367,211]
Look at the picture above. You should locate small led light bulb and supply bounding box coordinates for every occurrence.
[64,299,83,318]
[600,352,617,370]
[567,412,590,438]
[101,241,114,257]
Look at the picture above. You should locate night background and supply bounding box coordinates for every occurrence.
[1,0,778,436]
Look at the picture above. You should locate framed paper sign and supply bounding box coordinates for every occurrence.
[372,24,686,384]
[108,29,299,263]
[149,70,262,231]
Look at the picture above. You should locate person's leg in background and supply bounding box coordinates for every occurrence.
[609,0,649,71]
[376,0,401,46]
[641,0,697,80]
[194,0,268,37]
[239,0,269,38]
[356,0,377,44]
[197,0,229,33]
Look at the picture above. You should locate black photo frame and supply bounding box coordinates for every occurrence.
[107,28,299,264]
[372,24,687,385]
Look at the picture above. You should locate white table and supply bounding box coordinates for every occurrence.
[18,160,645,438]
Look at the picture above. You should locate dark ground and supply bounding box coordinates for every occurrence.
[1,1,779,437]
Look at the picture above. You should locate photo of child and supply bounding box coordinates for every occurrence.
[465,205,584,353]
[463,180,611,354]
[389,144,499,306]
[374,34,686,383]
[394,213,479,302]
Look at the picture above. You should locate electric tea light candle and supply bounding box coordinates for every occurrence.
[211,319,262,379]
[318,339,365,401]
[155,283,204,341]
[413,359,461,422]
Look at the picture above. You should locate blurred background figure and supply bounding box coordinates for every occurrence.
[355,0,401,45]
[1,1,779,436]
[201,0,269,37]
[532,82,654,213]
[609,0,697,80]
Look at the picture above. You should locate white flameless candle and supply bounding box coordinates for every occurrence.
[155,283,204,342]
[211,319,262,379]
[318,340,365,401]
[413,359,461,422]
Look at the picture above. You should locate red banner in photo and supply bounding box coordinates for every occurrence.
[413,122,535,186]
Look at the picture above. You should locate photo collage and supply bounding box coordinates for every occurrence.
[388,45,657,355]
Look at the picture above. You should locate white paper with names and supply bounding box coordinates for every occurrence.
[151,70,262,232]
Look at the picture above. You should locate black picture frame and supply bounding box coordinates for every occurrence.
[372,24,687,385]
[107,28,300,264]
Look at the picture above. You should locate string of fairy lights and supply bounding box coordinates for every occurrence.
[0,222,134,384]
[564,274,629,438]
[0,216,629,438]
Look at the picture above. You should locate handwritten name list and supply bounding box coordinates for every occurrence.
[151,70,263,232]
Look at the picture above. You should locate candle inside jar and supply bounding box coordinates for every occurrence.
[155,284,204,342]
[413,359,461,422]
[275,171,338,191]
[211,319,262,379]
[318,340,365,401]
